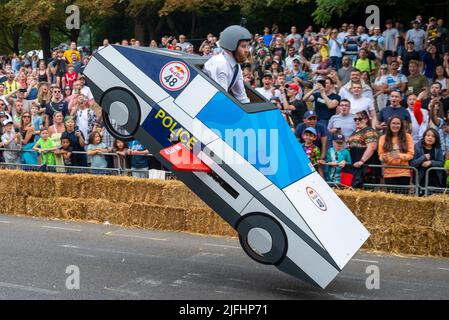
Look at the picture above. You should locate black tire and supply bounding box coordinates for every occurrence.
[236,212,287,265]
[100,87,141,142]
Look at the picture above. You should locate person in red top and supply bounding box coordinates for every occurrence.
[62,64,78,89]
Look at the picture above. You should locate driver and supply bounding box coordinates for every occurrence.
[203,25,251,103]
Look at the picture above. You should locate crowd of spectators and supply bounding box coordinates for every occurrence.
[0,15,448,190]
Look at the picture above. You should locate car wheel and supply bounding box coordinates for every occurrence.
[236,212,287,265]
[100,87,141,142]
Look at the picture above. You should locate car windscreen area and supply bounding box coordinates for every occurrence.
[197,91,313,189]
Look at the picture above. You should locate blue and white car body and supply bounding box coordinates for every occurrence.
[84,45,370,288]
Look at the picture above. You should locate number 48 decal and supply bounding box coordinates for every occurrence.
[159,61,190,91]
[163,75,178,87]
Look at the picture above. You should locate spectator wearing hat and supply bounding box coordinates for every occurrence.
[279,83,307,128]
[426,17,438,44]
[398,39,422,76]
[406,20,427,53]
[78,76,95,106]
[296,110,328,160]
[284,47,302,72]
[301,127,321,168]
[256,71,281,100]
[324,133,352,183]
[1,119,21,164]
[302,77,341,127]
[285,58,310,88]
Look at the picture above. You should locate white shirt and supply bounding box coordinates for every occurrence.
[348,96,375,114]
[81,85,94,101]
[256,86,281,100]
[76,109,89,147]
[203,51,250,103]
[339,81,374,102]
[284,55,302,72]
[408,108,429,144]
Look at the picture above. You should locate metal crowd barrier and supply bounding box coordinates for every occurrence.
[0,148,174,179]
[2,148,448,192]
[320,163,421,196]
[424,167,449,196]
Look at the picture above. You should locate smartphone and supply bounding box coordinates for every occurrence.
[14,128,20,133]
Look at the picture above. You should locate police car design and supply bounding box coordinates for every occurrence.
[84,45,370,289]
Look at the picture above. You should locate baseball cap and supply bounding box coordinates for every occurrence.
[0,111,6,117]
[263,71,273,78]
[333,133,345,142]
[270,96,281,103]
[407,39,415,44]
[429,17,436,21]
[304,127,317,136]
[286,83,300,93]
[2,119,13,126]
[303,110,318,120]
[412,20,420,24]
[293,57,300,63]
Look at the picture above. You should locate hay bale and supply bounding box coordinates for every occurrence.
[185,207,236,237]
[128,203,186,231]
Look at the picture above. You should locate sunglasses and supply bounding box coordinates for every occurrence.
[353,117,365,122]
[22,115,31,118]
[53,90,61,93]
[65,88,71,90]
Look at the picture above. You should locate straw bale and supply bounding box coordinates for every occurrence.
[0,193,27,215]
[128,203,185,231]
[185,207,237,237]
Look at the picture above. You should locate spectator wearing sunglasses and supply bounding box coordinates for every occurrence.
[347,111,379,187]
[45,85,69,126]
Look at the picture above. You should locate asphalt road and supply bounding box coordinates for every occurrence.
[0,214,448,300]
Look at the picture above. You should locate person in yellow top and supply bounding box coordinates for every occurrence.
[378,115,415,189]
[64,42,81,63]
[318,36,329,60]
[1,70,21,95]
[353,48,376,75]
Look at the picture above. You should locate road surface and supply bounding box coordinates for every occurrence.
[0,214,448,300]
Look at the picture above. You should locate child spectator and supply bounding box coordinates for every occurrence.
[54,136,73,167]
[301,127,321,167]
[410,128,445,190]
[62,64,78,89]
[324,133,352,183]
[33,127,56,166]
[128,139,150,178]
[1,119,21,164]
[30,103,44,137]
[87,131,108,168]
[113,139,129,169]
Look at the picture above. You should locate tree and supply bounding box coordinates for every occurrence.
[0,1,26,54]
[5,0,116,59]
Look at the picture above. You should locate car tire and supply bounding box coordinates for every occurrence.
[236,212,287,265]
[100,87,141,142]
